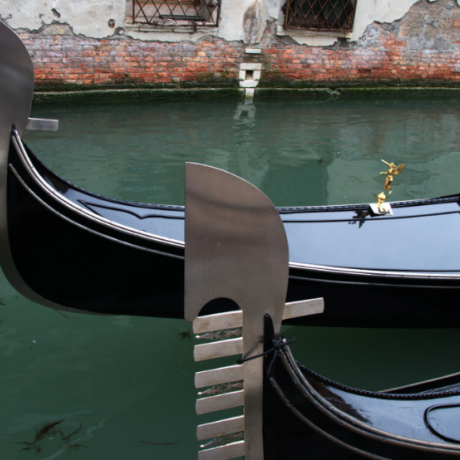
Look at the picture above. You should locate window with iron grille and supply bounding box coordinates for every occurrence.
[132,0,220,28]
[284,0,357,32]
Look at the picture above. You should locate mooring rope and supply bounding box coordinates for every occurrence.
[237,336,296,375]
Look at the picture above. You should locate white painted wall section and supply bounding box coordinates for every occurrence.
[0,0,458,44]
[0,0,126,37]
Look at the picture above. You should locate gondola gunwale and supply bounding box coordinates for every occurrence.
[289,265,460,290]
[383,372,460,394]
[9,140,185,261]
[11,129,185,251]
[281,207,460,222]
[23,135,187,215]
[14,130,460,282]
[273,344,460,455]
[277,194,460,214]
[9,163,185,260]
[289,264,460,281]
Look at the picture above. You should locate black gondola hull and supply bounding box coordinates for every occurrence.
[5,136,460,325]
[8,155,185,318]
[263,316,460,459]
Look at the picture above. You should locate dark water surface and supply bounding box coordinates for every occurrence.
[2,97,460,459]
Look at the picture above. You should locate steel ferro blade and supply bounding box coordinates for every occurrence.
[0,22,37,307]
[185,163,289,460]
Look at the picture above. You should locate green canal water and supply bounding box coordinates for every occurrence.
[2,96,460,459]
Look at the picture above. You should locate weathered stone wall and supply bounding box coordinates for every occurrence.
[9,0,460,90]
[263,0,460,87]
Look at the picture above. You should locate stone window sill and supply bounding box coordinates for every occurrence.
[125,23,216,34]
[276,25,350,39]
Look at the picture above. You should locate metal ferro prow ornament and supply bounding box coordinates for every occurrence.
[0,22,59,311]
[184,163,324,460]
[372,159,406,215]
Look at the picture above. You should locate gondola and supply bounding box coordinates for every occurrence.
[185,163,460,460]
[2,21,460,326]
[263,314,460,460]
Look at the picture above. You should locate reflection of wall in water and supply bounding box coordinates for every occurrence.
[27,97,460,208]
[232,98,270,190]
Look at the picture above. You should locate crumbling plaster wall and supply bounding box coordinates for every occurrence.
[0,0,451,46]
[265,0,460,86]
[282,0,423,46]
[0,0,126,38]
[0,0,256,42]
[278,0,459,46]
[2,0,460,89]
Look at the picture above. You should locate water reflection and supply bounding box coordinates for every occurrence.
[25,97,460,208]
[234,98,256,121]
[232,96,271,191]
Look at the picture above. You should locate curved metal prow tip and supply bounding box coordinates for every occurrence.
[0,21,34,137]
[0,22,36,315]
[184,162,289,333]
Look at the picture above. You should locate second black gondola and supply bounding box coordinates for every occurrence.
[263,315,460,459]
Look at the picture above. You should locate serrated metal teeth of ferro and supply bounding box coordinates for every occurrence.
[193,311,246,460]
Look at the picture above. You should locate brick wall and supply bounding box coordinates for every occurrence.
[19,0,460,91]
[20,31,243,90]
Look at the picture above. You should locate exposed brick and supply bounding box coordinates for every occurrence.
[20,0,460,90]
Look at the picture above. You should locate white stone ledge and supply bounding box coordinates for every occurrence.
[125,23,217,34]
[239,80,258,88]
[276,24,351,46]
[240,63,262,71]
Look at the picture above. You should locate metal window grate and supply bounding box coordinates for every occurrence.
[132,0,220,28]
[284,0,357,32]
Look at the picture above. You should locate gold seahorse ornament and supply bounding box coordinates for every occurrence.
[374,159,405,214]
